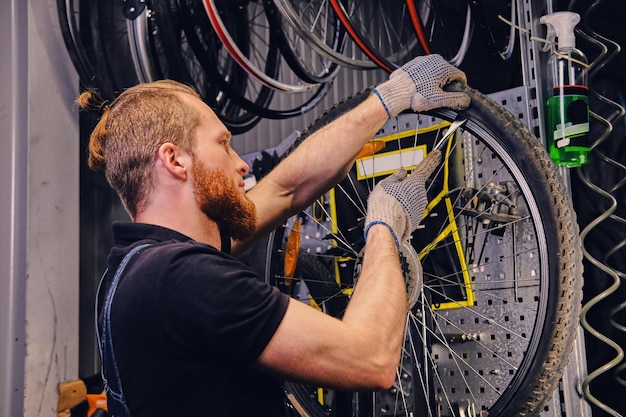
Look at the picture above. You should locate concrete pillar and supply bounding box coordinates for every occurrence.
[0,1,80,416]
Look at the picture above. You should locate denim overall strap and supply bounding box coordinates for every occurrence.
[96,243,151,417]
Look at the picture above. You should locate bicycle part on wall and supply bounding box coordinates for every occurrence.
[408,0,522,94]
[190,0,334,121]
[202,0,319,93]
[263,0,343,84]
[149,0,266,134]
[58,0,142,99]
[469,0,517,60]
[406,0,474,67]
[271,0,379,70]
[323,0,522,92]
[254,83,584,417]
[126,5,161,83]
[59,0,525,131]
[328,0,427,73]
[97,0,144,91]
[57,0,97,88]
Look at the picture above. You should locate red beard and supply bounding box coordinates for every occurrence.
[192,162,257,241]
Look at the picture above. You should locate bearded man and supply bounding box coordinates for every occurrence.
[80,54,470,417]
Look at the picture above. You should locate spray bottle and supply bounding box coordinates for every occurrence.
[540,11,590,167]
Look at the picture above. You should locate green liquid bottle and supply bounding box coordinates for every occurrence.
[545,84,590,167]
[541,12,590,168]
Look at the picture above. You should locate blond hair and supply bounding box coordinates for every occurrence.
[77,80,202,219]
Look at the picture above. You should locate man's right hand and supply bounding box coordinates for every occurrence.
[363,149,442,248]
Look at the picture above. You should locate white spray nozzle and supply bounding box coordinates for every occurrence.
[540,11,580,52]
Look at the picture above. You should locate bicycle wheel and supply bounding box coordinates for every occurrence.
[149,0,265,134]
[260,83,584,416]
[328,0,426,73]
[57,0,97,85]
[271,0,379,70]
[263,0,342,84]
[58,0,139,98]
[407,0,474,67]
[468,0,517,60]
[202,0,319,93]
[92,0,142,94]
[183,0,333,121]
[126,5,161,83]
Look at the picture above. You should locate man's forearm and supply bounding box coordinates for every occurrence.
[235,93,389,256]
[266,93,389,212]
[340,224,408,386]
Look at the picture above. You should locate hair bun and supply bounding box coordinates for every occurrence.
[76,89,110,117]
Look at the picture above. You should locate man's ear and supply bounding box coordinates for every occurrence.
[156,142,192,180]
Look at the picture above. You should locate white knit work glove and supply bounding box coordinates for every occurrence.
[400,241,422,310]
[364,149,442,249]
[374,54,470,118]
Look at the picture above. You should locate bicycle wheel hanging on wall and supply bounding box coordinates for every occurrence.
[263,0,343,84]
[271,0,379,70]
[192,0,334,121]
[202,0,319,93]
[328,0,427,73]
[58,0,142,99]
[148,0,266,134]
[258,83,584,417]
[405,0,474,67]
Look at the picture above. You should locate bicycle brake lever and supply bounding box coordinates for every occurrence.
[432,118,468,152]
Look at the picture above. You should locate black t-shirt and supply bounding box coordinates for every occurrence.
[99,222,290,417]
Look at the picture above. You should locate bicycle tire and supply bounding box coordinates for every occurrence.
[57,0,97,86]
[57,0,129,98]
[91,0,142,94]
[261,82,583,416]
